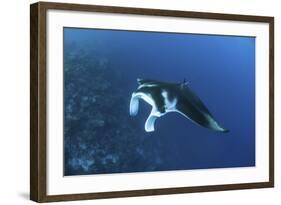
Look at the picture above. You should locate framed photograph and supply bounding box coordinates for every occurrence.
[30,1,274,202]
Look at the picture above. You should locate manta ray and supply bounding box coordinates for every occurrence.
[129,79,228,133]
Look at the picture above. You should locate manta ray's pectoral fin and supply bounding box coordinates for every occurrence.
[145,110,159,132]
[175,101,228,132]
[129,93,139,116]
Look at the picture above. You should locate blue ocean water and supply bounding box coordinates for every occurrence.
[63,27,255,176]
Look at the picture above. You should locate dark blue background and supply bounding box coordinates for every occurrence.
[63,27,255,175]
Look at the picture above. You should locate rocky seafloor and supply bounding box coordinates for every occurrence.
[63,41,163,176]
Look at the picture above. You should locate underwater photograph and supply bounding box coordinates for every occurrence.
[63,27,256,176]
